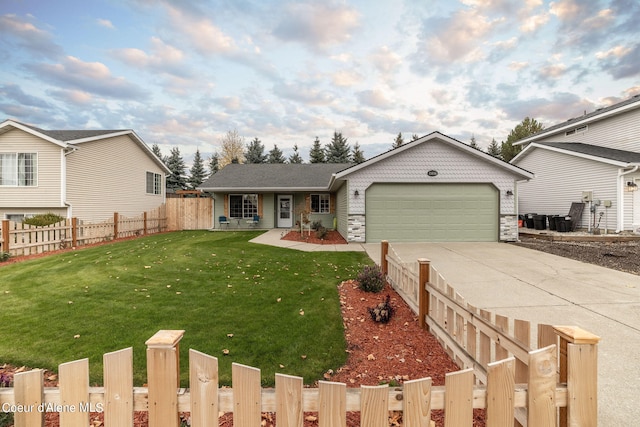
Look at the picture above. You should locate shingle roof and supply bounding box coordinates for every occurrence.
[5,120,129,141]
[535,142,640,164]
[199,163,352,191]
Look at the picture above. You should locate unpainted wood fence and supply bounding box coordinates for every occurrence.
[381,240,600,427]
[165,197,213,231]
[0,327,597,427]
[0,205,167,257]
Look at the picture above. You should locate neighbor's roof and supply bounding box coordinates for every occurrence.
[512,142,640,166]
[0,119,169,173]
[514,94,640,146]
[198,163,352,192]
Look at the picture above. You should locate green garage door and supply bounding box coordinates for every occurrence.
[366,183,498,242]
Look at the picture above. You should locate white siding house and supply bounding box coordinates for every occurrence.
[0,120,169,222]
[511,94,640,233]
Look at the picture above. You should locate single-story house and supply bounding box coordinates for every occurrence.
[0,119,170,222]
[199,131,533,243]
[511,94,640,233]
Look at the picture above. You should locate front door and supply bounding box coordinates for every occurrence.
[277,195,293,228]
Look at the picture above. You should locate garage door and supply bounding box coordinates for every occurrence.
[366,183,498,242]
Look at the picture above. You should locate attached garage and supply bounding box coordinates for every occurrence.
[366,183,499,242]
[332,131,533,243]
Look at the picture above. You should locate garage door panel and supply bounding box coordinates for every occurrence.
[366,183,498,242]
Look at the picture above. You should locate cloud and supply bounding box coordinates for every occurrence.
[165,5,236,55]
[501,92,595,123]
[331,69,363,87]
[0,13,63,59]
[369,46,402,84]
[96,18,115,29]
[520,13,550,33]
[48,89,94,105]
[356,89,393,109]
[25,56,148,100]
[549,0,616,52]
[111,37,190,77]
[596,42,640,79]
[0,83,52,108]
[273,2,360,51]
[273,81,335,106]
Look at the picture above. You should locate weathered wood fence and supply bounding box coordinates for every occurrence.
[165,197,213,231]
[0,205,166,257]
[0,327,597,427]
[380,240,600,427]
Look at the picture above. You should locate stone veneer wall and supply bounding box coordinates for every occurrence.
[500,215,518,241]
[347,214,366,242]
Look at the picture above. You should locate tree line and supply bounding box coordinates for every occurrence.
[154,117,543,191]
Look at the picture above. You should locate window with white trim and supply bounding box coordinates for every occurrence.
[310,193,330,213]
[0,153,37,186]
[229,194,258,218]
[146,172,162,195]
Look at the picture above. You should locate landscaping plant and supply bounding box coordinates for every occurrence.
[356,264,386,293]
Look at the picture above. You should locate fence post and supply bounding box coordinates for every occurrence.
[113,212,119,240]
[418,258,431,331]
[553,326,600,427]
[144,211,148,235]
[71,217,78,247]
[146,330,185,427]
[380,240,389,276]
[1,219,9,253]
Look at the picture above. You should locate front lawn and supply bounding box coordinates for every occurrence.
[0,231,371,386]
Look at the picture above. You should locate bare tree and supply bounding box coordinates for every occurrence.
[218,129,245,167]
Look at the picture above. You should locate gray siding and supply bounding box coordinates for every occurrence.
[535,107,640,152]
[0,128,65,210]
[516,149,619,230]
[65,135,165,221]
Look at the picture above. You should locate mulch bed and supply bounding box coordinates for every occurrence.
[281,229,348,244]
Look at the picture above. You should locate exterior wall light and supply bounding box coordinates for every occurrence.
[506,190,514,196]
[354,190,360,196]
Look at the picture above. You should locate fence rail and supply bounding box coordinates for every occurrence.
[381,240,600,427]
[0,328,596,427]
[0,205,167,257]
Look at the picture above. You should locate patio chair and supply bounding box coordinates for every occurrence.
[246,215,260,227]
[218,215,231,228]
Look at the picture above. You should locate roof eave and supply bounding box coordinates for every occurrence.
[0,119,68,148]
[514,143,635,167]
[198,186,333,193]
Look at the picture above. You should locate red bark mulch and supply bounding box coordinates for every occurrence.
[281,229,348,244]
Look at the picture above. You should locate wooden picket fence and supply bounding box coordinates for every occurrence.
[0,205,167,257]
[0,327,597,427]
[380,240,600,427]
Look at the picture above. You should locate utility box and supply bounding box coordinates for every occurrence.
[603,200,612,208]
[582,191,593,202]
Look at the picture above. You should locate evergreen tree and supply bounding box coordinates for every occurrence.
[188,149,207,189]
[501,117,544,162]
[288,144,304,164]
[470,134,479,149]
[309,137,326,163]
[208,152,220,176]
[351,142,366,164]
[165,147,187,190]
[244,137,267,163]
[267,144,286,163]
[392,132,404,148]
[325,131,351,163]
[487,138,501,157]
[411,134,420,141]
[151,143,164,162]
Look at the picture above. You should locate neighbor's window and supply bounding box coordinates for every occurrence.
[310,194,330,213]
[0,153,37,186]
[229,194,258,218]
[146,172,162,195]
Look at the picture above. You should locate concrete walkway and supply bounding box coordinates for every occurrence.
[249,231,639,425]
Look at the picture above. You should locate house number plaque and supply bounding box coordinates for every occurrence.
[427,170,438,176]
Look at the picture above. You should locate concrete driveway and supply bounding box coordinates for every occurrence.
[362,242,640,426]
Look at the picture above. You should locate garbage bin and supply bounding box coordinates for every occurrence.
[533,215,547,230]
[525,213,537,229]
[557,216,572,232]
[548,215,559,231]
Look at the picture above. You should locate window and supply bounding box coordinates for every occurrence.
[229,194,258,218]
[311,194,330,213]
[0,153,37,186]
[146,172,162,195]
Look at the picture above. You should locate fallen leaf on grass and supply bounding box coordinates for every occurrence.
[74,334,80,339]
[222,349,230,355]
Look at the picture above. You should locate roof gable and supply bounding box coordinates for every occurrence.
[335,131,533,180]
[199,163,352,191]
[512,141,640,167]
[514,94,640,145]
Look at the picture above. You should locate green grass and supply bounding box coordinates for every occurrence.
[0,231,371,386]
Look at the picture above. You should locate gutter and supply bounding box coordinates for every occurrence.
[617,165,639,232]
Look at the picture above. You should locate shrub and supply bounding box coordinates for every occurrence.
[356,264,385,293]
[0,252,10,263]
[315,226,328,240]
[22,213,64,226]
[311,220,323,231]
[368,294,394,323]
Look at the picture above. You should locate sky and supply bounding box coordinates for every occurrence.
[1,0,639,166]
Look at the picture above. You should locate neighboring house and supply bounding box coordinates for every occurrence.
[0,119,170,222]
[199,131,533,243]
[511,94,640,233]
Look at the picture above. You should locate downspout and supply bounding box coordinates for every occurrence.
[63,146,78,219]
[617,165,639,232]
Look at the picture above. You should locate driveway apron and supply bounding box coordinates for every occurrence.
[362,242,640,427]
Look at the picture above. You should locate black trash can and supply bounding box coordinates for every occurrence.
[533,215,547,230]
[557,216,572,232]
[548,215,559,231]
[525,213,537,229]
